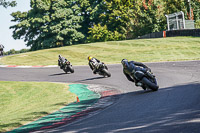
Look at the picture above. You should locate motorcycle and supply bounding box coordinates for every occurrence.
[94,62,111,77]
[0,51,3,56]
[132,69,159,91]
[58,55,74,73]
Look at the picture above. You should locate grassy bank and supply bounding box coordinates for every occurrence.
[1,37,200,66]
[0,81,76,132]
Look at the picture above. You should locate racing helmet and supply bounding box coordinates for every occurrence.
[121,59,128,67]
[88,56,93,61]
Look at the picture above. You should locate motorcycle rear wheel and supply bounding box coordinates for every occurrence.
[102,69,111,77]
[63,67,68,73]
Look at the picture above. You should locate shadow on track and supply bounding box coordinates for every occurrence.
[76,76,105,82]
[48,82,200,133]
[49,73,70,76]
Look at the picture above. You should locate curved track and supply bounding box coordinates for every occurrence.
[1,61,200,133]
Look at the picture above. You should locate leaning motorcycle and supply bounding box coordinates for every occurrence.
[0,49,3,56]
[58,58,74,74]
[95,62,111,77]
[133,69,159,91]
[0,51,3,56]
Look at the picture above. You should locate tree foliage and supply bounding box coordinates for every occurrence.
[4,48,30,55]
[130,0,166,38]
[10,0,84,50]
[10,0,200,50]
[0,0,17,8]
[87,0,134,42]
[87,24,123,42]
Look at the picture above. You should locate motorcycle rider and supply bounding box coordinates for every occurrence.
[0,44,4,56]
[121,59,152,89]
[88,56,105,74]
[58,55,68,69]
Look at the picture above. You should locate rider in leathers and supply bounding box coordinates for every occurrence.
[58,55,68,69]
[88,56,105,74]
[0,44,4,56]
[121,59,151,89]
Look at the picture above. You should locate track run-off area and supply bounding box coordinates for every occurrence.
[0,61,200,133]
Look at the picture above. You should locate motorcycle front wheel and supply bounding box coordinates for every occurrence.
[68,65,74,73]
[141,77,158,91]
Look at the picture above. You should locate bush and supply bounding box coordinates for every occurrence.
[4,48,30,55]
[87,24,125,43]
[195,20,200,29]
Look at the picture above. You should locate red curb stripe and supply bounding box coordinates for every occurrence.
[7,65,17,67]
[32,66,44,67]
[40,125,54,130]
[101,90,117,97]
[53,122,65,125]
[71,113,84,118]
[62,118,72,121]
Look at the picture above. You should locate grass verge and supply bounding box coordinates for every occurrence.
[0,81,76,132]
[1,37,200,66]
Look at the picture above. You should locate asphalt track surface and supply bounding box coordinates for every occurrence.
[1,61,200,133]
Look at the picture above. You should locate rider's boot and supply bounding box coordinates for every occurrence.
[93,69,97,74]
[142,86,146,90]
[136,82,146,90]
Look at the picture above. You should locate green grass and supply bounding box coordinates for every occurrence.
[1,37,200,66]
[0,81,76,132]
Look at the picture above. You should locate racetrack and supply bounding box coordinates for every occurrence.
[1,61,200,133]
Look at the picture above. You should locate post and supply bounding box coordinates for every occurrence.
[165,15,170,30]
[175,13,179,29]
[181,11,186,29]
[188,0,192,20]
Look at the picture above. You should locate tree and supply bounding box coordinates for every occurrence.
[0,0,17,8]
[87,0,166,41]
[99,0,134,38]
[10,0,84,50]
[87,0,135,42]
[76,0,107,37]
[163,0,188,19]
[9,0,200,48]
[191,0,200,20]
[130,0,166,38]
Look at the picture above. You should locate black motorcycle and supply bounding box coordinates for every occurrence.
[133,69,159,91]
[95,62,111,77]
[0,51,3,56]
[58,55,74,73]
